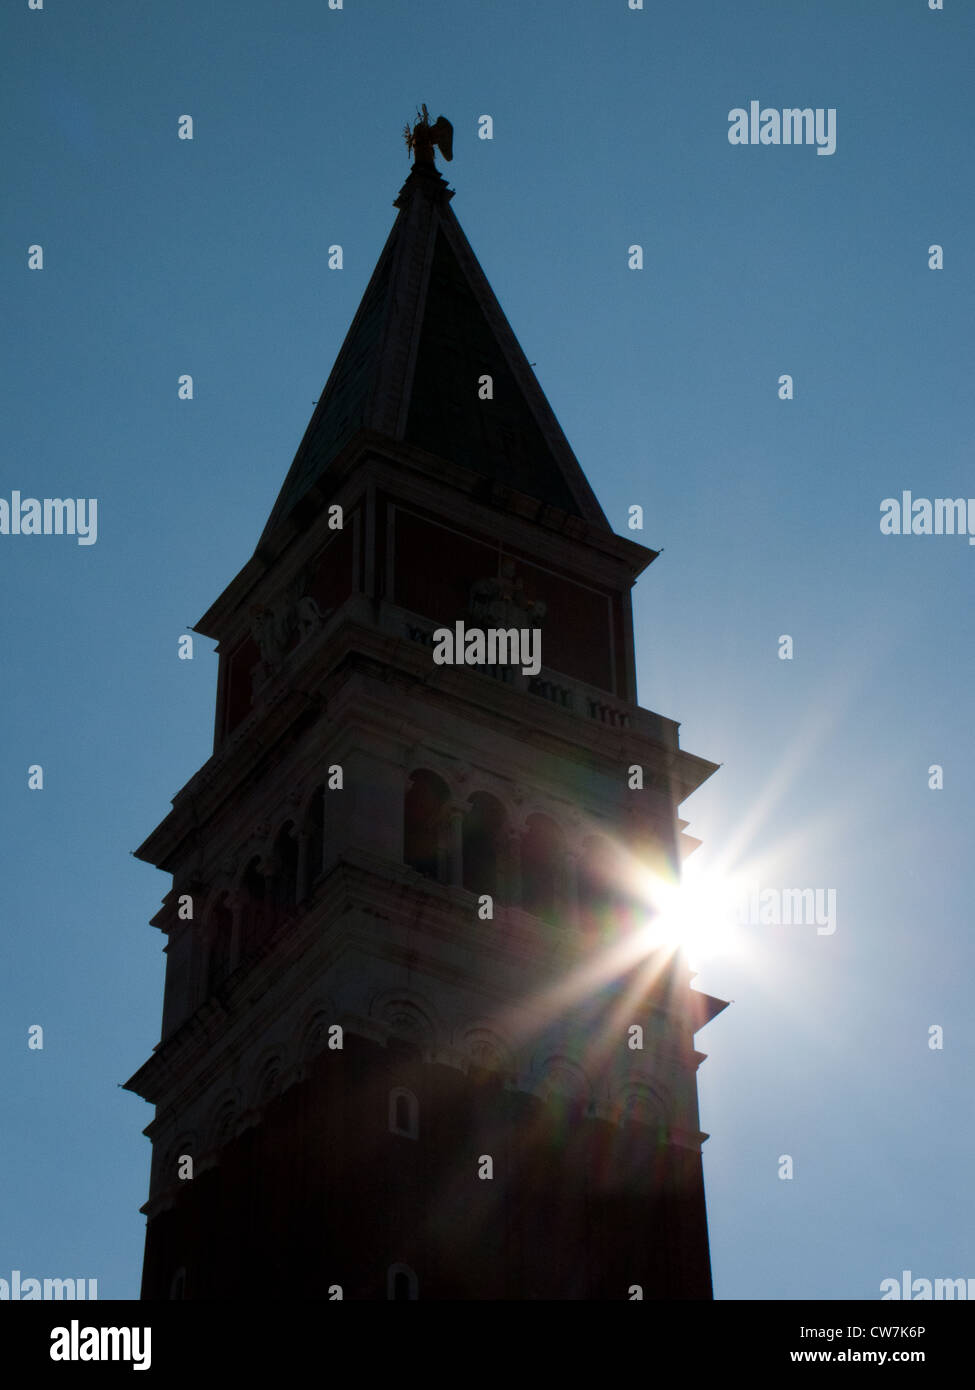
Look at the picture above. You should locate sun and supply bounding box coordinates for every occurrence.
[628,858,747,971]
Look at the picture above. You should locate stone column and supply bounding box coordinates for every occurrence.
[562,850,579,930]
[504,827,523,908]
[296,831,310,902]
[445,800,467,887]
[262,862,277,926]
[196,932,211,1008]
[317,790,330,878]
[228,891,244,971]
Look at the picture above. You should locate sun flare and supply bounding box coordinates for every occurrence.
[629,859,749,971]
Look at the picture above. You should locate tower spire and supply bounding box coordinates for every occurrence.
[257,117,611,552]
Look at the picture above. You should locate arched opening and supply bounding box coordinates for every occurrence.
[239,857,265,958]
[539,1063,589,1138]
[387,1263,418,1300]
[272,822,299,913]
[468,1037,505,1090]
[305,786,325,889]
[578,836,615,937]
[403,770,449,880]
[578,836,637,938]
[520,813,564,923]
[213,1101,237,1149]
[258,1058,282,1104]
[388,1087,419,1139]
[462,792,506,900]
[623,1091,663,1130]
[206,894,234,995]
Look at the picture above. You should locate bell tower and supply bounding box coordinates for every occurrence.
[126,116,726,1301]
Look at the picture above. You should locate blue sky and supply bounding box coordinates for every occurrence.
[2,0,972,1299]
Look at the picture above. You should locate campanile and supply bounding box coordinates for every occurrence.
[126,114,726,1300]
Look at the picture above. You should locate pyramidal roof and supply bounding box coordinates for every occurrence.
[259,158,610,544]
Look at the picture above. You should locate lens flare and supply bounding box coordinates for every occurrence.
[628,859,747,970]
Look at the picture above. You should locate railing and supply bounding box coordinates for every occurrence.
[391,606,672,746]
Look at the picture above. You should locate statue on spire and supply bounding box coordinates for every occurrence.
[404,104,453,166]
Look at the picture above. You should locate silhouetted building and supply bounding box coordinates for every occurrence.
[125,141,726,1300]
